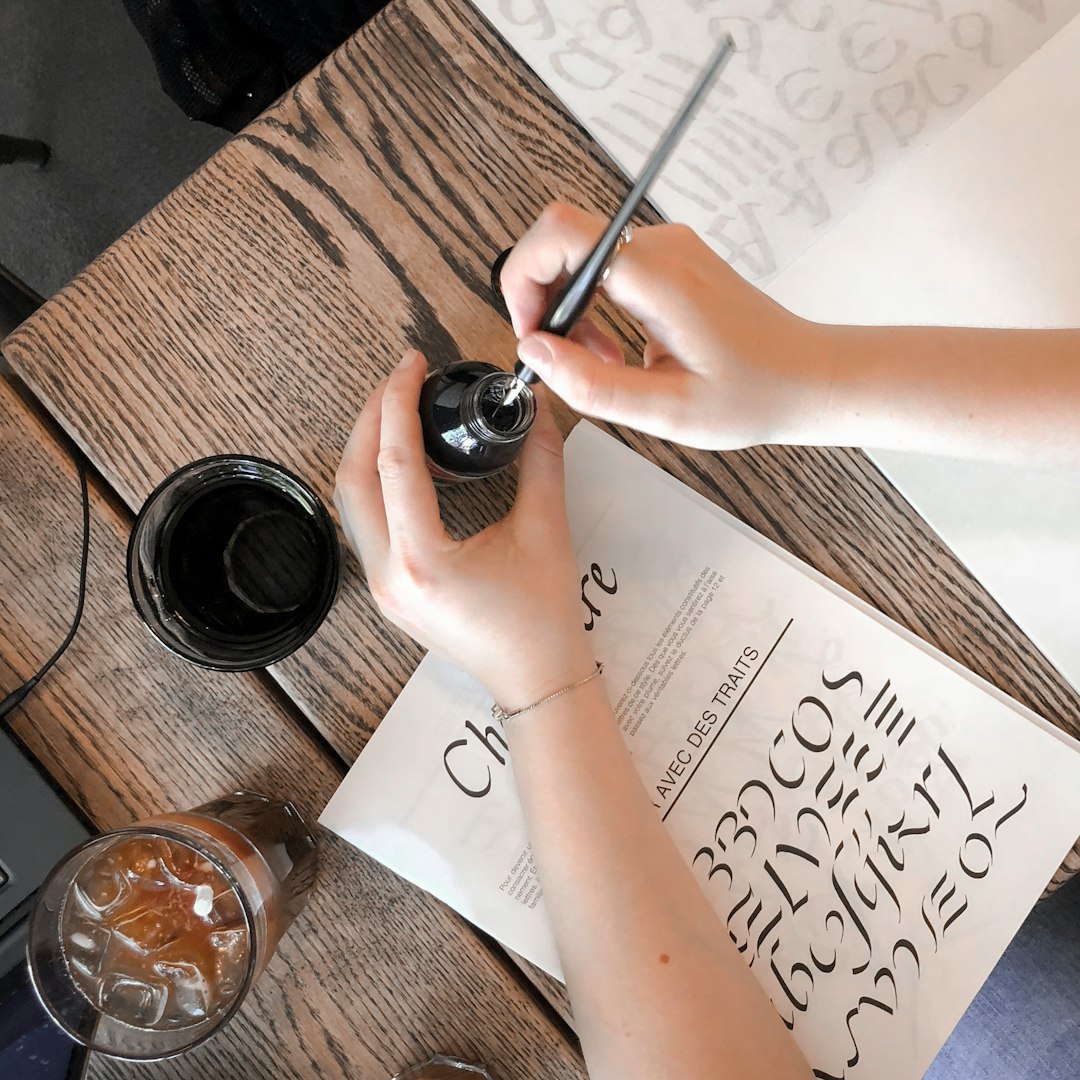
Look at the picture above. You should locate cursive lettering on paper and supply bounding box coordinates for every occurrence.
[686,660,1030,1074]
[581,562,619,631]
[477,0,1073,282]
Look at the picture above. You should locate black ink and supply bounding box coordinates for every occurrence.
[442,720,509,798]
[994,784,1029,834]
[581,563,618,630]
[443,739,492,799]
[793,694,834,752]
[938,746,996,817]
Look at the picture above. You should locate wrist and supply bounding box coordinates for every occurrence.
[797,320,915,451]
[492,661,605,724]
[764,316,848,448]
[483,630,598,716]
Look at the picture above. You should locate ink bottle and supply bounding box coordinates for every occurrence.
[418,361,536,483]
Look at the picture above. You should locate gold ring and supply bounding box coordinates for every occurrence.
[601,223,634,284]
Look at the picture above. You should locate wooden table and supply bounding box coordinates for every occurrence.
[2,0,1078,1074]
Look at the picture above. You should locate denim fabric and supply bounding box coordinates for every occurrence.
[925,878,1080,1079]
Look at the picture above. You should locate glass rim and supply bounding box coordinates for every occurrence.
[464,370,536,444]
[126,454,341,671]
[28,824,260,1060]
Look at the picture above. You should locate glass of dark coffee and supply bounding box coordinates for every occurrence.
[127,456,340,670]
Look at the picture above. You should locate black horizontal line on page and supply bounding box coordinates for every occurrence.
[661,618,794,823]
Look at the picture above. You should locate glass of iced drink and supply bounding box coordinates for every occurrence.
[27,791,317,1060]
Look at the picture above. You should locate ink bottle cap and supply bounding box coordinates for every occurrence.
[419,361,536,483]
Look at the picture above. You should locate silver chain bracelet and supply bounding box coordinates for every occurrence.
[491,663,605,726]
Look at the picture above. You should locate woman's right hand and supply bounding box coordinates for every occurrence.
[500,203,830,451]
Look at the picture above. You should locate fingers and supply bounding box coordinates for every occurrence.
[501,204,605,338]
[516,331,691,435]
[502,205,724,353]
[595,224,698,327]
[377,350,446,558]
[335,381,390,565]
[569,318,624,366]
[511,389,568,523]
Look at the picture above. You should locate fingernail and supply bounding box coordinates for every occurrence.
[517,336,551,373]
[397,350,420,371]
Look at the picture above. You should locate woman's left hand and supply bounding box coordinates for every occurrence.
[334,349,596,712]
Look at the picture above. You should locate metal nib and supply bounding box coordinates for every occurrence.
[499,374,529,408]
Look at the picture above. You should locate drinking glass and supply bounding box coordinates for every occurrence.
[127,455,341,671]
[28,792,317,1060]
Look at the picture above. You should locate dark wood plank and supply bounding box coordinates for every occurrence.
[0,376,584,1078]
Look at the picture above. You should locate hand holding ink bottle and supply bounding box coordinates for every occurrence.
[418,32,736,483]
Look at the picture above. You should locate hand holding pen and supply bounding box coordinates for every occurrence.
[495,31,833,453]
[500,32,736,406]
[499,203,821,451]
[410,32,739,485]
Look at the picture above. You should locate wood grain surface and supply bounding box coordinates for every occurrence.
[2,0,1077,1029]
[0,377,583,1078]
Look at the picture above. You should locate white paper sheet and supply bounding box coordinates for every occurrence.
[322,423,1080,1080]
[471,0,1080,282]
[763,15,1080,693]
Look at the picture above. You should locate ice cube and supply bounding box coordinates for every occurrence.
[121,839,167,883]
[208,926,248,972]
[112,904,181,955]
[208,926,249,1000]
[208,885,243,927]
[153,960,211,1021]
[66,924,112,978]
[156,838,202,886]
[99,972,168,1026]
[71,866,129,916]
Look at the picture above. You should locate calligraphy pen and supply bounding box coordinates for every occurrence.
[502,31,736,407]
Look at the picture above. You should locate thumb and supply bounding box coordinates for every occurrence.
[511,390,567,522]
[517,332,686,432]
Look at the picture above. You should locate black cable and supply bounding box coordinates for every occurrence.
[0,445,91,720]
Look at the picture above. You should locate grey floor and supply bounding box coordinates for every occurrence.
[0,0,227,299]
[927,877,1080,1079]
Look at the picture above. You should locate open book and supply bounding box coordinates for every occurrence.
[322,422,1080,1080]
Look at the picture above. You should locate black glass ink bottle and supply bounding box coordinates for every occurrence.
[418,361,536,483]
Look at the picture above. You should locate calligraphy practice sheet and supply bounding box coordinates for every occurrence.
[470,0,1080,282]
[322,423,1080,1080]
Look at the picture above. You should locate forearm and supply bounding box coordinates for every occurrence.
[505,676,810,1080]
[796,322,1080,465]
[338,350,806,1071]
